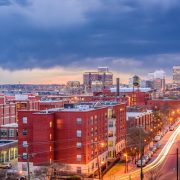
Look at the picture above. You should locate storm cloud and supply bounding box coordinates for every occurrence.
[0,0,180,79]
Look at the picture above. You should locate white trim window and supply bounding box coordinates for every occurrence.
[76,142,82,148]
[22,141,28,148]
[76,130,82,137]
[76,155,82,161]
[22,117,27,124]
[76,118,82,125]
[9,129,14,137]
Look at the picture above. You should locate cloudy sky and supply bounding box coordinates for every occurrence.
[0,0,180,84]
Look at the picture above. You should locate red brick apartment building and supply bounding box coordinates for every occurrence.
[147,99,180,109]
[18,102,126,176]
[0,103,16,125]
[0,94,65,126]
[126,110,153,130]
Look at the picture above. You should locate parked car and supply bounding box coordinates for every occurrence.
[147,151,153,157]
[154,135,161,142]
[137,159,146,167]
[143,154,150,162]
[150,146,157,152]
[0,163,12,169]
[169,126,174,131]
[154,142,160,149]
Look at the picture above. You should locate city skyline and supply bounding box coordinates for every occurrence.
[0,0,180,84]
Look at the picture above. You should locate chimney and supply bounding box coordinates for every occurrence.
[116,78,120,97]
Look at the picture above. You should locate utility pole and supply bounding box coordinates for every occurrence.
[139,127,144,180]
[96,143,101,180]
[177,148,179,180]
[26,145,30,180]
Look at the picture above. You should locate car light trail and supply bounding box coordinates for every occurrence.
[114,125,180,180]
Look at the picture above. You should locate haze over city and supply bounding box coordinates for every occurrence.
[0,0,180,84]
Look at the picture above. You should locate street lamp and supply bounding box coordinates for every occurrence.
[124,153,128,173]
[94,141,106,180]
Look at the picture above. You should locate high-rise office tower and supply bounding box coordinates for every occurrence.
[173,66,180,87]
[83,67,113,92]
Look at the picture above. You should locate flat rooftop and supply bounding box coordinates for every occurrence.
[1,123,18,128]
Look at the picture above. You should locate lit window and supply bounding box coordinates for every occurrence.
[76,155,82,161]
[50,121,52,128]
[22,117,27,124]
[108,141,113,147]
[76,130,82,137]
[108,131,113,137]
[50,146,52,151]
[76,142,82,148]
[22,141,28,148]
[76,118,82,125]
[50,133,52,140]
[9,129,14,137]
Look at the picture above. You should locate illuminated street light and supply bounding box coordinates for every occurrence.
[124,153,128,173]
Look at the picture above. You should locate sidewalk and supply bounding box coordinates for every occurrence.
[103,161,136,179]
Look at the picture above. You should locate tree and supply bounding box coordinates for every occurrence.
[146,168,163,180]
[125,127,149,162]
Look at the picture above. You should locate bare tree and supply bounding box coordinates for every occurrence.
[124,127,150,162]
[146,168,163,180]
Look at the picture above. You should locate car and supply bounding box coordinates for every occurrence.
[147,151,153,157]
[169,126,174,131]
[137,159,146,167]
[150,146,157,152]
[154,142,160,149]
[143,154,150,162]
[0,163,12,169]
[154,135,161,142]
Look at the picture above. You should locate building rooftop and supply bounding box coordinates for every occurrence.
[126,110,152,119]
[1,123,18,128]
[110,87,152,93]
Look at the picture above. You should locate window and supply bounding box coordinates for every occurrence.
[50,146,52,151]
[22,153,28,160]
[22,164,27,171]
[77,167,82,174]
[76,130,82,137]
[108,131,113,137]
[89,116,93,125]
[9,129,14,137]
[50,133,52,140]
[108,141,113,147]
[76,118,82,125]
[1,129,7,137]
[22,129,27,136]
[22,141,28,147]
[76,142,82,148]
[109,121,113,127]
[76,155,82,161]
[22,117,27,124]
[50,121,52,128]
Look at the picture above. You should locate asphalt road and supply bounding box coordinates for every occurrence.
[157,133,180,180]
[109,124,180,180]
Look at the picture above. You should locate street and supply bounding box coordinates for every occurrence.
[103,123,180,180]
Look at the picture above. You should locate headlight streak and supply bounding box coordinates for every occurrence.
[115,125,180,180]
